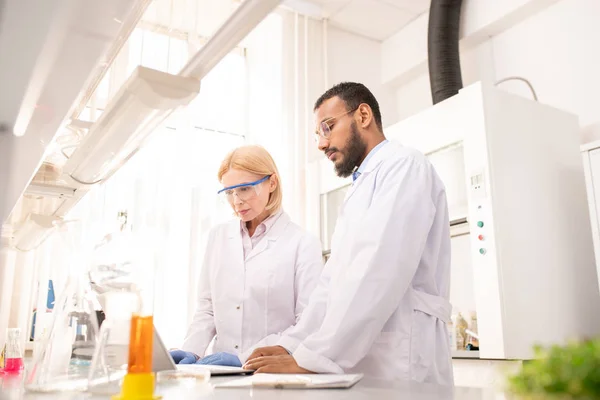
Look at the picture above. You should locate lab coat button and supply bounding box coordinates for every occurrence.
[235,345,239,349]
[236,305,241,310]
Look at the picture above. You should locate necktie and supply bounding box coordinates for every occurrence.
[352,171,361,182]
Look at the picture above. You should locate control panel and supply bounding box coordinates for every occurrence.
[470,171,488,256]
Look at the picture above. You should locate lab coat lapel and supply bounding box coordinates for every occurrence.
[341,141,396,207]
[245,212,291,263]
[227,219,245,267]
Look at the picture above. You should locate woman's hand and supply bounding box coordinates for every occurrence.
[169,349,198,364]
[196,352,242,367]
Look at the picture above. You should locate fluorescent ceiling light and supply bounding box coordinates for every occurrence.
[62,66,200,185]
[12,213,62,252]
[179,0,282,79]
[25,183,76,199]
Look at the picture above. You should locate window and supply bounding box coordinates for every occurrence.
[32,3,248,347]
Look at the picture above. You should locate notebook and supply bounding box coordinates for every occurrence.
[214,373,364,389]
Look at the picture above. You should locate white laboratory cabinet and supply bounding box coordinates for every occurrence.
[581,141,600,292]
[317,81,600,361]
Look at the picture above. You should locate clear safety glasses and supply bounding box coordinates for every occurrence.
[313,107,358,143]
[217,175,271,203]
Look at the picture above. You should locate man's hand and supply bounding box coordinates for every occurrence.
[243,355,313,374]
[246,345,289,362]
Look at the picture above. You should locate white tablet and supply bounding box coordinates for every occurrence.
[152,327,254,376]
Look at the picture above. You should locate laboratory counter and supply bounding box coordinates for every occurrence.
[0,373,504,400]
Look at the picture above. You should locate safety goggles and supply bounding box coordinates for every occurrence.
[313,107,358,143]
[217,175,271,203]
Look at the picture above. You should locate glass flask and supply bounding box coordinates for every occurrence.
[24,273,100,392]
[25,222,100,393]
[86,210,159,398]
[2,328,24,374]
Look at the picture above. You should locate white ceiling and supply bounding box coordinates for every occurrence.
[282,0,430,41]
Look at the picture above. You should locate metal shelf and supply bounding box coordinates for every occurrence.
[452,350,480,359]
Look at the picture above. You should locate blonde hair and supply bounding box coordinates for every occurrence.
[217,145,283,215]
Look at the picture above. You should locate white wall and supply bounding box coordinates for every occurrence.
[381,0,563,87]
[491,0,600,140]
[245,11,327,236]
[326,28,399,129]
[392,0,600,143]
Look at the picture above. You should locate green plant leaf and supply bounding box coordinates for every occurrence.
[506,337,600,399]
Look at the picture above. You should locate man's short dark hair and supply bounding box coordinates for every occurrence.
[314,82,383,131]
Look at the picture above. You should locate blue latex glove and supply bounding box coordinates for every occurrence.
[169,350,197,365]
[196,352,242,367]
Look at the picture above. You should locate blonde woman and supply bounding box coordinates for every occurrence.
[170,145,323,367]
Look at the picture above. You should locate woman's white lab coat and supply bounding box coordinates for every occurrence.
[277,141,454,385]
[182,212,322,363]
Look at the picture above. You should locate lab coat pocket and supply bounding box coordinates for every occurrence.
[373,331,395,344]
[409,310,436,382]
[372,331,410,380]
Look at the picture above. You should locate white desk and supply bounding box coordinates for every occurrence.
[1,373,503,400]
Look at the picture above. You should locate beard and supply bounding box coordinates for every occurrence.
[332,121,367,178]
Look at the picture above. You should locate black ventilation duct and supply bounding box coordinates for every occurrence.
[427,0,464,104]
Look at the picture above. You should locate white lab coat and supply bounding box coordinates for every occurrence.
[278,141,453,385]
[182,212,323,363]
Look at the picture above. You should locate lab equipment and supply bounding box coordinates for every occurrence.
[30,280,56,341]
[25,222,101,392]
[169,350,197,365]
[455,313,468,350]
[466,312,479,349]
[84,211,161,400]
[217,175,270,203]
[111,314,159,400]
[196,352,242,367]
[24,273,100,392]
[69,308,99,365]
[580,141,600,293]
[447,316,457,352]
[1,328,24,374]
[86,291,138,390]
[86,211,157,394]
[89,211,136,293]
[127,314,153,374]
[383,81,600,359]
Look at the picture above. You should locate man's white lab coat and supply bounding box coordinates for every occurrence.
[278,141,454,385]
[183,212,323,363]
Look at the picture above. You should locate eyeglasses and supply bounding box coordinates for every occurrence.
[314,107,358,143]
[217,175,271,203]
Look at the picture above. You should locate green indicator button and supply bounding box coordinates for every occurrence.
[479,248,487,255]
[477,221,484,228]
